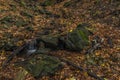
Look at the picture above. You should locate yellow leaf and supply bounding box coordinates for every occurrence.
[95,52,100,56]
[84,72,88,77]
[101,63,105,67]
[104,78,108,80]
[116,47,120,50]
[1,50,5,55]
[69,77,76,80]
[70,29,73,32]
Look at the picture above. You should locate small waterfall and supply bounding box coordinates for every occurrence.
[27,39,37,55]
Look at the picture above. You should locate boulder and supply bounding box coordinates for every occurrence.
[16,54,62,78]
[60,23,90,51]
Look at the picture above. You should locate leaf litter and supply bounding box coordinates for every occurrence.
[0,0,120,80]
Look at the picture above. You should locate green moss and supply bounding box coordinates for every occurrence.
[78,30,89,45]
[63,23,90,51]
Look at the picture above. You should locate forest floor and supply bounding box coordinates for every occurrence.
[0,0,120,80]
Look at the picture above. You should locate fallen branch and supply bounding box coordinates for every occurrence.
[44,53,104,80]
[62,59,104,80]
[2,44,27,69]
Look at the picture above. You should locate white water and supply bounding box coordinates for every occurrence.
[27,39,37,55]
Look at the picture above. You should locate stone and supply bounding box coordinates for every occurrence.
[35,23,90,51]
[60,23,90,51]
[16,54,62,78]
[39,36,59,49]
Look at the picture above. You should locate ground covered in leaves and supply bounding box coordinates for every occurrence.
[0,0,120,80]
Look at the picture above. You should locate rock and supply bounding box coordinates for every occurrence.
[16,54,62,78]
[9,23,90,78]
[36,23,90,51]
[38,36,59,49]
[60,23,90,51]
[36,48,51,54]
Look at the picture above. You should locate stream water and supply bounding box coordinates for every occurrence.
[27,39,37,55]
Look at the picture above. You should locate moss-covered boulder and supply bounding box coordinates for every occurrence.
[60,23,90,51]
[16,54,62,78]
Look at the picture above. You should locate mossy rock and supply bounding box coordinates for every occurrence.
[16,54,62,78]
[61,23,90,51]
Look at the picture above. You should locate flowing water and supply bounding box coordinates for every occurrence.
[27,39,37,55]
